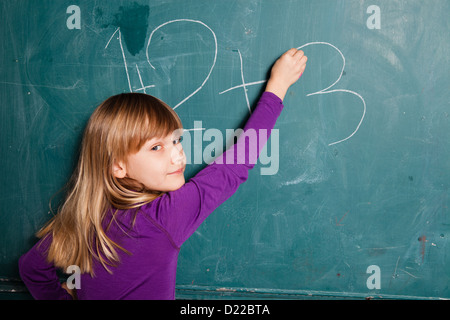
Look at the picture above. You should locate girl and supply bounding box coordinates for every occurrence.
[19,48,307,300]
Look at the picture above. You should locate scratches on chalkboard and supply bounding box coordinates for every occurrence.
[0,80,83,91]
[335,211,349,226]
[418,235,427,262]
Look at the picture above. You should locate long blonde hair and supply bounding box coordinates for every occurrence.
[37,93,182,275]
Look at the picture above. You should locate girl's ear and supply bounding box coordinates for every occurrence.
[113,161,127,179]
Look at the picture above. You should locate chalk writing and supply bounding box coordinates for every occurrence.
[105,27,134,92]
[297,42,366,146]
[220,42,366,146]
[218,50,266,113]
[237,49,252,114]
[106,19,217,110]
[146,19,218,110]
[135,64,155,93]
[106,20,365,146]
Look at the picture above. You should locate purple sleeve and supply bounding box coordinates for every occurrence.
[142,91,284,246]
[18,236,73,300]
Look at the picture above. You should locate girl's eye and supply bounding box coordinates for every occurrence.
[173,136,183,145]
[151,145,162,151]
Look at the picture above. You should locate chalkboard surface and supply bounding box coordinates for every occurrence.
[1,0,449,299]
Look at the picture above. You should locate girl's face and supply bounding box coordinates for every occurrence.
[114,131,186,192]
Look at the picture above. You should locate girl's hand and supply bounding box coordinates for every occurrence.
[265,48,307,101]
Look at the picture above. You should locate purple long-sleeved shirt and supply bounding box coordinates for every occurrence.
[18,92,284,300]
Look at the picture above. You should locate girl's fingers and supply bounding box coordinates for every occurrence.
[285,48,298,56]
[293,50,305,60]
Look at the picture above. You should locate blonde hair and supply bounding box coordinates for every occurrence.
[37,93,182,275]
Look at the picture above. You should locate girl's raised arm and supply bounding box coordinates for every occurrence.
[140,49,307,247]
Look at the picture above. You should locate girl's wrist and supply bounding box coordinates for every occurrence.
[265,79,288,101]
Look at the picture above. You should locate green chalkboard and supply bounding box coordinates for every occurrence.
[1,0,449,299]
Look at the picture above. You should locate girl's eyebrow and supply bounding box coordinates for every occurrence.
[145,134,174,147]
[144,137,159,146]
[141,137,163,150]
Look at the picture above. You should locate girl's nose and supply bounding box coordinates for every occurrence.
[170,142,185,165]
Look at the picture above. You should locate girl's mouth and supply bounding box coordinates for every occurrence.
[168,167,184,175]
